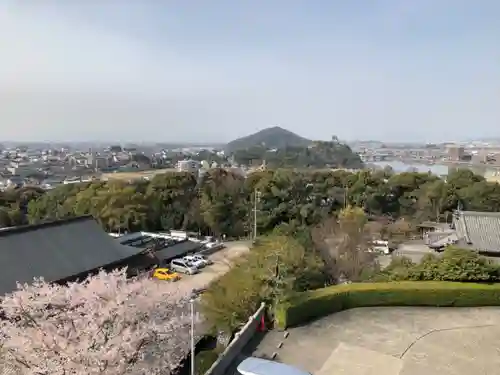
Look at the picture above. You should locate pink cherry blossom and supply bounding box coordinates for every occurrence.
[0,268,201,375]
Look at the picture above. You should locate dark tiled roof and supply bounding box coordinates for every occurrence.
[0,216,143,295]
[154,240,203,262]
[453,211,500,253]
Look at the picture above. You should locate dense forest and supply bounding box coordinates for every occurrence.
[232,141,363,169]
[2,167,499,237]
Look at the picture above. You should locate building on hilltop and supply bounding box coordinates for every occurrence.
[0,216,149,296]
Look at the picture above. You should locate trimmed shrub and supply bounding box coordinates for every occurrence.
[376,247,500,282]
[275,281,500,329]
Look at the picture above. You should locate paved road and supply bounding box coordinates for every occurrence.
[377,240,435,268]
[236,307,500,375]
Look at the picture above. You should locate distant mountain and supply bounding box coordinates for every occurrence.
[226,127,311,152]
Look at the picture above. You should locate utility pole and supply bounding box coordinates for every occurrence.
[253,189,261,241]
[189,288,203,375]
[343,184,348,209]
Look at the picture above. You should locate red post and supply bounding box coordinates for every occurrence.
[257,314,266,332]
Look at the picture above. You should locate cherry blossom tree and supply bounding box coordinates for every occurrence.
[0,269,200,375]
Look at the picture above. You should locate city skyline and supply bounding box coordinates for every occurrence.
[0,1,499,143]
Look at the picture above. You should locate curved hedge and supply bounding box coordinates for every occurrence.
[275,281,500,329]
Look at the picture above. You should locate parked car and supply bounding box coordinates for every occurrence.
[201,241,224,252]
[370,240,392,255]
[170,259,200,275]
[182,255,206,269]
[152,268,180,281]
[184,254,213,267]
[237,357,311,375]
[195,254,213,265]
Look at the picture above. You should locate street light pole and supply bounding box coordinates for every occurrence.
[190,297,195,375]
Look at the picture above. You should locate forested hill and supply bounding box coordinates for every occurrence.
[225,126,311,152]
[232,141,363,169]
[226,127,362,169]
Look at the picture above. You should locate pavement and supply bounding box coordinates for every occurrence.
[377,240,436,269]
[234,307,500,375]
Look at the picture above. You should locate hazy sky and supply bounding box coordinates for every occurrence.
[0,1,499,143]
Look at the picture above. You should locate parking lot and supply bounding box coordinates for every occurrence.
[235,306,500,375]
[175,241,250,290]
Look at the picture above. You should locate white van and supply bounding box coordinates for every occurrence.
[371,240,391,255]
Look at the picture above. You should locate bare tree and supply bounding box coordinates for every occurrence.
[0,269,199,375]
[312,206,378,283]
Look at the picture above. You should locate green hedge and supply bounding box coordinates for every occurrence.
[275,281,500,329]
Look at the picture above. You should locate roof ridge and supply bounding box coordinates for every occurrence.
[0,215,94,237]
[459,211,500,217]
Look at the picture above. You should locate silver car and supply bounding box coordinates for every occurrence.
[170,259,199,275]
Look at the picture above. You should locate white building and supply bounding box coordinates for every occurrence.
[177,159,200,172]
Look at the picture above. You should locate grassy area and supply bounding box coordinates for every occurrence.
[275,281,500,329]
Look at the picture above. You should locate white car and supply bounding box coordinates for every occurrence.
[202,241,224,251]
[237,357,312,375]
[185,254,213,267]
[182,255,206,269]
[170,259,199,275]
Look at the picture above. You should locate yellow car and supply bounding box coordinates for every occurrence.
[152,268,181,281]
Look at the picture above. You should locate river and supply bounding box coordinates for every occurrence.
[371,161,500,178]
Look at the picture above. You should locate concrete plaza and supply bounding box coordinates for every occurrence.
[236,307,500,375]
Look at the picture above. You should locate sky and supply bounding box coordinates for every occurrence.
[0,1,499,143]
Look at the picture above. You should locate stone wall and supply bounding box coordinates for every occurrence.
[204,303,266,375]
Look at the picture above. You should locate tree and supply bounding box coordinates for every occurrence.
[0,269,197,375]
[146,172,198,231]
[254,170,317,233]
[386,218,415,245]
[376,255,416,281]
[0,207,12,228]
[416,179,448,221]
[378,247,500,282]
[200,235,324,333]
[411,247,500,282]
[312,206,378,283]
[21,167,500,239]
[199,169,247,238]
